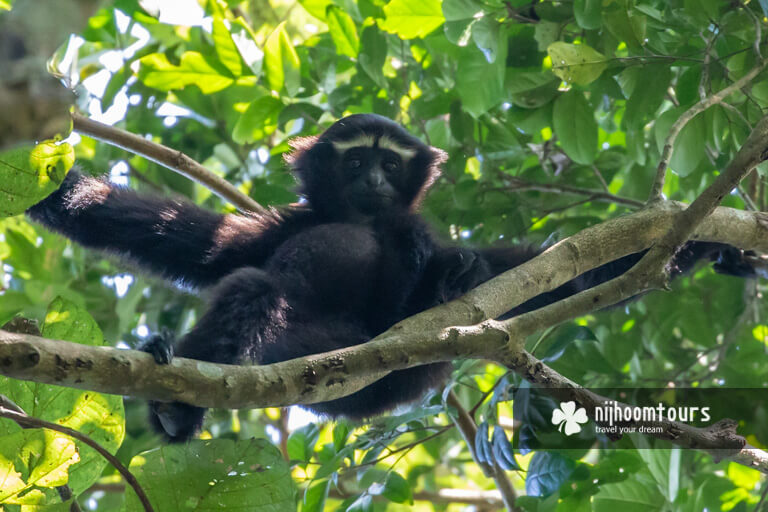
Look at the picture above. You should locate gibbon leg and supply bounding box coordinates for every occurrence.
[139,267,281,441]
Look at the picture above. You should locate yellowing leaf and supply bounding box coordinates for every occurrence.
[381,0,445,39]
[0,141,74,218]
[0,297,125,502]
[547,42,607,85]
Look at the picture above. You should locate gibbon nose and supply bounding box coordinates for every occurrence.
[367,168,386,187]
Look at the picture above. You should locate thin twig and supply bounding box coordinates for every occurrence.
[446,391,518,511]
[739,1,763,60]
[649,59,768,201]
[71,113,266,214]
[590,164,610,192]
[0,396,155,512]
[501,178,644,208]
[699,32,714,100]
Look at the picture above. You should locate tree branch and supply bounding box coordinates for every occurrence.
[445,391,518,511]
[71,113,267,214]
[649,59,768,201]
[2,202,768,408]
[500,178,644,208]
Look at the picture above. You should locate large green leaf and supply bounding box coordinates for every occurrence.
[654,107,707,177]
[326,5,359,58]
[232,96,283,144]
[623,64,672,129]
[456,37,507,117]
[574,0,602,29]
[382,471,413,504]
[124,439,296,512]
[0,298,125,504]
[0,141,74,218]
[593,478,666,512]
[212,16,244,76]
[358,25,387,87]
[138,51,235,93]
[264,22,301,96]
[553,91,598,164]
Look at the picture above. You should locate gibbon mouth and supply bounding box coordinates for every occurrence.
[359,192,395,203]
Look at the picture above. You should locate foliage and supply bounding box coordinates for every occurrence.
[1,0,768,510]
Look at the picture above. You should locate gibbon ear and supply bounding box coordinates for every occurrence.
[283,136,319,165]
[429,146,448,166]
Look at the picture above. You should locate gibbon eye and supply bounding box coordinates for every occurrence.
[383,160,399,172]
[347,159,361,169]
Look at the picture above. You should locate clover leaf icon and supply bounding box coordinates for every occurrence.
[551,401,588,436]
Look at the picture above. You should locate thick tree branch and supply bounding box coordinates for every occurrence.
[2,202,768,408]
[71,113,267,214]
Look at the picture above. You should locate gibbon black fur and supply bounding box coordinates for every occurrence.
[27,114,756,442]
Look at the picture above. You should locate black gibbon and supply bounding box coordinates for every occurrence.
[27,114,756,441]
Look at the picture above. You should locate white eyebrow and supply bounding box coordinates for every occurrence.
[331,135,376,152]
[331,135,417,160]
[379,136,417,159]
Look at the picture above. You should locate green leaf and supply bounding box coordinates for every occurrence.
[347,494,373,511]
[0,141,74,218]
[298,0,333,20]
[124,439,296,512]
[326,5,359,58]
[332,421,350,451]
[287,423,319,463]
[456,40,507,117]
[264,22,301,96]
[654,108,706,177]
[138,52,234,93]
[0,0,12,10]
[593,478,666,511]
[232,96,283,144]
[359,26,387,88]
[0,298,125,501]
[382,472,413,504]
[574,0,602,29]
[553,91,598,164]
[212,16,244,76]
[603,2,646,53]
[623,64,672,129]
[507,70,559,95]
[303,478,330,512]
[526,452,575,497]
[443,0,485,47]
[381,0,445,39]
[471,17,500,63]
[547,42,607,86]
